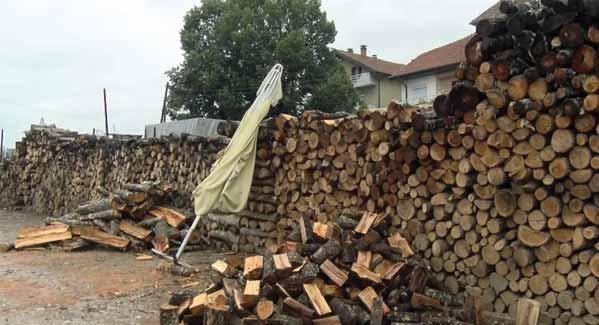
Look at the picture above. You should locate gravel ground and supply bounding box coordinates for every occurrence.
[0,209,228,325]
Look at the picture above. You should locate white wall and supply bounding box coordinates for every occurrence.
[400,69,457,105]
[436,71,456,95]
[403,74,437,105]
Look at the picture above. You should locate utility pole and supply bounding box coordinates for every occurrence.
[160,83,169,123]
[103,88,109,137]
[0,129,3,163]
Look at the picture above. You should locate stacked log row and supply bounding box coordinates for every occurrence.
[265,1,599,323]
[249,127,277,216]
[270,108,419,241]
[270,104,599,325]
[0,159,18,207]
[452,1,599,324]
[0,124,229,216]
[0,123,279,254]
[200,210,278,254]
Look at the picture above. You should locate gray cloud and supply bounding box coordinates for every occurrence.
[0,0,496,148]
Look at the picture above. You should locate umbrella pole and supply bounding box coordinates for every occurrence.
[176,214,203,260]
[153,64,283,268]
[150,249,197,270]
[151,214,203,268]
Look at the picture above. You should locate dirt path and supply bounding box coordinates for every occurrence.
[0,209,226,324]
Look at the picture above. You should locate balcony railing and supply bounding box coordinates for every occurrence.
[351,72,376,88]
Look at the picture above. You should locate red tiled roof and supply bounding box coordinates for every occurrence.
[392,34,474,79]
[335,49,405,76]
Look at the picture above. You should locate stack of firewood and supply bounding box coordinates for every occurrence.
[200,210,278,254]
[263,1,599,323]
[1,124,230,217]
[269,107,424,246]
[1,123,278,251]
[248,144,277,215]
[162,212,552,325]
[444,1,599,323]
[269,107,440,274]
[0,182,198,255]
[0,160,18,207]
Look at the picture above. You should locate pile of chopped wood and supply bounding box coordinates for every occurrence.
[0,123,276,233]
[0,182,197,254]
[261,1,599,323]
[0,124,230,216]
[161,212,553,325]
[270,106,430,234]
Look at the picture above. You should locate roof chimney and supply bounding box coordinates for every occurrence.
[360,45,367,57]
[372,54,377,59]
[347,48,354,53]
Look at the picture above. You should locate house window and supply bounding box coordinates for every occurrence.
[352,66,363,76]
[413,86,428,103]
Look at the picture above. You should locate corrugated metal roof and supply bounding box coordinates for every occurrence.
[145,118,226,139]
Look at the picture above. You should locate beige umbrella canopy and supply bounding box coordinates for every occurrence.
[193,64,284,216]
[153,64,284,266]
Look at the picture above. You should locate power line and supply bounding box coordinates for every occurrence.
[0,77,335,109]
[172,80,335,96]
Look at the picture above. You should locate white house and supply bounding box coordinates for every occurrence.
[335,46,405,109]
[388,0,520,106]
[390,35,473,105]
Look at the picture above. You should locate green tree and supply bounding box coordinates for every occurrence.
[167,0,358,120]
[306,63,359,112]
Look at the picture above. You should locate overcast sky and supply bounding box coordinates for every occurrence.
[0,0,496,148]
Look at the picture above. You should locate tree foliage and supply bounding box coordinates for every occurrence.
[167,0,358,120]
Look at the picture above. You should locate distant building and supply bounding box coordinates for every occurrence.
[335,46,405,109]
[336,1,519,107]
[336,36,474,107]
[2,148,14,160]
[145,117,225,139]
[390,35,473,105]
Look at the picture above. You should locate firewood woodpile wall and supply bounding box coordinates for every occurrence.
[0,125,236,216]
[267,0,599,320]
[11,1,599,321]
[0,160,18,207]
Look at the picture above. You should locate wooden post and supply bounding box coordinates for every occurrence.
[160,82,169,123]
[103,88,109,137]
